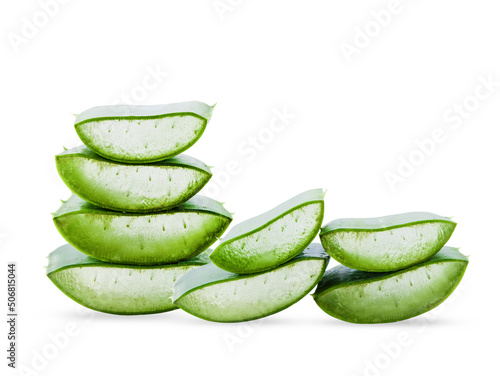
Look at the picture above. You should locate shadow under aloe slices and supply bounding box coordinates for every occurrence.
[312,247,468,324]
[47,244,212,315]
[53,195,232,265]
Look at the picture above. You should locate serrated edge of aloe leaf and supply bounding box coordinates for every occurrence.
[52,194,232,220]
[172,243,330,303]
[74,101,214,126]
[312,246,468,299]
[56,145,212,175]
[215,188,325,248]
[320,212,456,236]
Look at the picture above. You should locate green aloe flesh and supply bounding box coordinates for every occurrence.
[47,244,211,315]
[320,212,456,272]
[53,195,232,265]
[56,146,212,213]
[173,243,330,322]
[210,189,325,274]
[313,247,468,324]
[74,101,214,163]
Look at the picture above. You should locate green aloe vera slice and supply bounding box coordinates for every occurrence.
[173,243,330,322]
[53,195,232,265]
[74,101,214,163]
[56,145,212,213]
[313,247,468,324]
[320,212,456,272]
[47,244,211,315]
[210,189,325,274]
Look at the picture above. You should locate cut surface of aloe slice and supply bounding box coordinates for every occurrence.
[210,189,325,274]
[56,145,212,213]
[313,247,468,324]
[47,244,211,315]
[53,195,231,265]
[173,243,330,322]
[74,101,214,163]
[320,212,456,272]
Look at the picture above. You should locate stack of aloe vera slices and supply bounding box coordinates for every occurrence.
[172,189,330,322]
[47,101,233,315]
[45,102,469,323]
[313,213,468,323]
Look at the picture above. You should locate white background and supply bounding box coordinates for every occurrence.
[1,1,499,375]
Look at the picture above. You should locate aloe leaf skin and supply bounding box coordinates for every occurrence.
[47,244,211,315]
[173,243,330,323]
[313,247,468,324]
[74,101,214,163]
[320,212,456,272]
[56,145,212,213]
[53,195,232,265]
[210,189,325,274]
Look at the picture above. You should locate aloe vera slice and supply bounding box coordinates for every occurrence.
[313,247,468,324]
[320,212,456,272]
[173,243,330,322]
[47,244,211,315]
[53,195,232,265]
[210,189,325,274]
[74,101,214,163]
[56,145,212,213]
